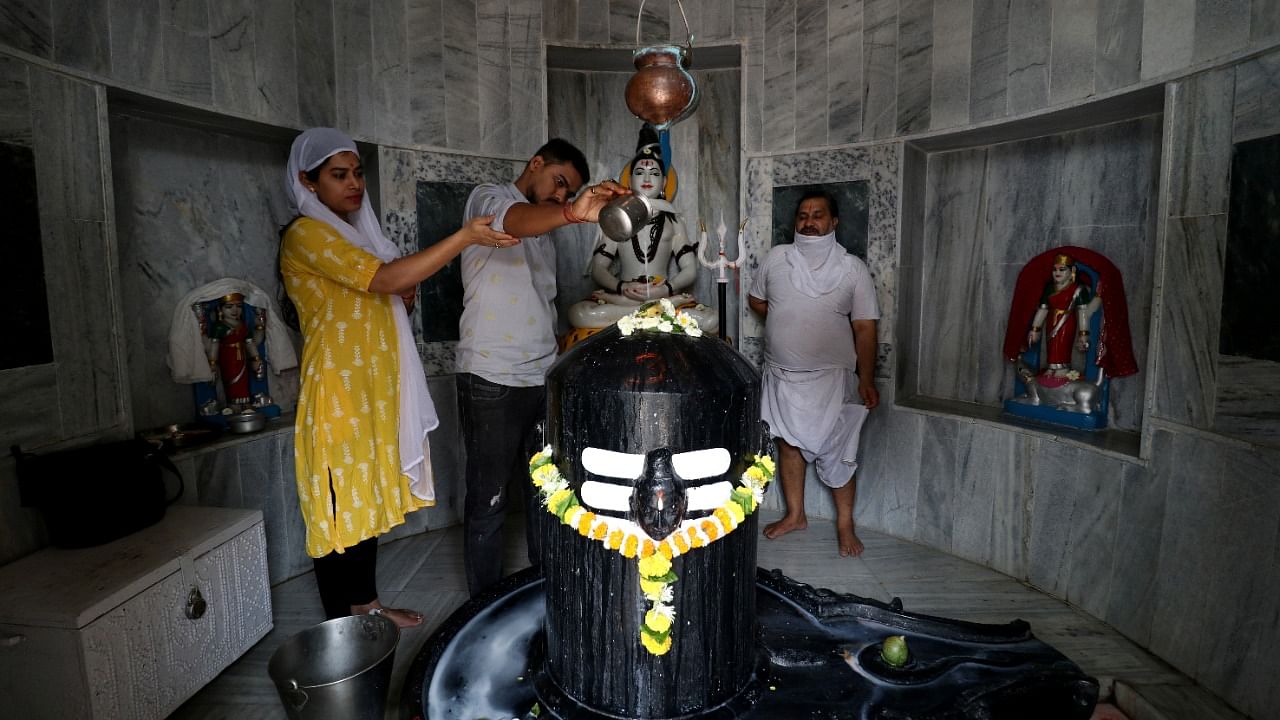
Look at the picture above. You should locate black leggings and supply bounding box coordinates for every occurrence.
[312,536,378,620]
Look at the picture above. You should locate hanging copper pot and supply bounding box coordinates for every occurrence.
[625,45,699,130]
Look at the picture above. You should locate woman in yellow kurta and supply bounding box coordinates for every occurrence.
[281,128,516,628]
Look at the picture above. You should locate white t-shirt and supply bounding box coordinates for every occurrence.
[749,244,880,371]
[457,183,559,387]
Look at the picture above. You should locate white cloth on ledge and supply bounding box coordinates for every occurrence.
[167,277,298,384]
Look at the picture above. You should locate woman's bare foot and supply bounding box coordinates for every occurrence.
[763,515,808,540]
[353,601,424,629]
[837,521,864,557]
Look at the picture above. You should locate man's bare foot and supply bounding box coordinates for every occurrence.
[354,602,424,629]
[837,523,864,557]
[763,516,808,539]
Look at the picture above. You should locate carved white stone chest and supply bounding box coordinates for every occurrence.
[0,507,272,719]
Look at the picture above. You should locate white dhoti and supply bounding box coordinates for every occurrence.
[760,364,869,488]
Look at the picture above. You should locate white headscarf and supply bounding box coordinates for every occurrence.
[286,128,437,501]
[787,230,849,298]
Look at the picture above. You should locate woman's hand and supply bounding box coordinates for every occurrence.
[461,214,519,249]
[568,180,630,223]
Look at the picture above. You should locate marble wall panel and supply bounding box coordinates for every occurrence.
[407,0,445,146]
[1167,69,1236,218]
[1094,0,1143,94]
[109,0,164,92]
[253,0,299,123]
[969,0,1009,124]
[161,0,212,104]
[1103,459,1165,648]
[795,0,827,149]
[1048,0,1097,106]
[855,405,921,540]
[0,55,29,145]
[913,415,959,550]
[827,0,864,145]
[895,0,931,135]
[334,0,375,140]
[477,0,511,156]
[0,0,50,58]
[611,0,668,44]
[1141,0,1195,80]
[210,0,262,115]
[1232,50,1280,144]
[295,0,337,129]
[918,147,987,402]
[736,0,764,152]
[543,0,576,41]
[509,0,545,156]
[950,422,1019,569]
[861,0,897,140]
[1152,215,1229,428]
[763,0,796,152]
[930,0,971,131]
[52,0,109,75]
[694,69,744,341]
[1006,0,1050,116]
[577,0,609,43]
[372,0,412,144]
[1194,0,1251,64]
[444,0,481,151]
[896,144,926,394]
[696,0,735,41]
[1253,0,1280,41]
[1025,439,1083,598]
[109,115,300,430]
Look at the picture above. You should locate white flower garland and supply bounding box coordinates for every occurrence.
[616,297,703,337]
[530,446,774,655]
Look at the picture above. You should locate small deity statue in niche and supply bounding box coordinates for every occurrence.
[565,127,717,342]
[204,292,265,408]
[1002,246,1139,430]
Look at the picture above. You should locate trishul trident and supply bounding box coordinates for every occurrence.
[697,213,747,340]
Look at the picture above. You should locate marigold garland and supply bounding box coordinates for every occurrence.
[529,446,775,656]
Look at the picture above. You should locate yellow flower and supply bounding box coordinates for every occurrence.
[607,529,624,550]
[673,533,690,555]
[725,501,746,523]
[658,541,674,559]
[756,455,775,474]
[641,632,672,655]
[701,520,720,541]
[622,534,639,558]
[639,552,672,578]
[645,609,673,634]
[689,529,706,548]
[577,511,596,536]
[547,488,572,516]
[532,464,559,487]
[745,466,766,483]
[591,523,608,540]
[640,577,666,597]
[713,507,735,529]
[640,539,656,558]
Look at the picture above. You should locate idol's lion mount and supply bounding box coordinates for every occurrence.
[404,326,1098,719]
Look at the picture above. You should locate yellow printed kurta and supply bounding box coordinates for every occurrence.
[281,217,429,557]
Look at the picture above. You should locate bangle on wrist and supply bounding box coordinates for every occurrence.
[1078,330,1090,336]
[562,202,583,224]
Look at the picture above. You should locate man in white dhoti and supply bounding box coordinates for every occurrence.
[748,190,880,557]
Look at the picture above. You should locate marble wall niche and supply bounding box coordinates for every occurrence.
[378,145,519,375]
[1217,132,1280,447]
[109,112,302,431]
[768,181,870,258]
[739,145,900,373]
[547,64,741,342]
[903,116,1162,433]
[1,139,51,370]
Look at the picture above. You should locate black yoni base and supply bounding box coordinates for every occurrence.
[402,567,1098,720]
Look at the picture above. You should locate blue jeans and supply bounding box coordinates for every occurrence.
[457,373,545,596]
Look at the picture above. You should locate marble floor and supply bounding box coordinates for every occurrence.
[169,512,1249,720]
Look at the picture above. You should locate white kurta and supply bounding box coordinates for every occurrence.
[750,242,879,487]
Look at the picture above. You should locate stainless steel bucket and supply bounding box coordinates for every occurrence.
[268,614,399,720]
